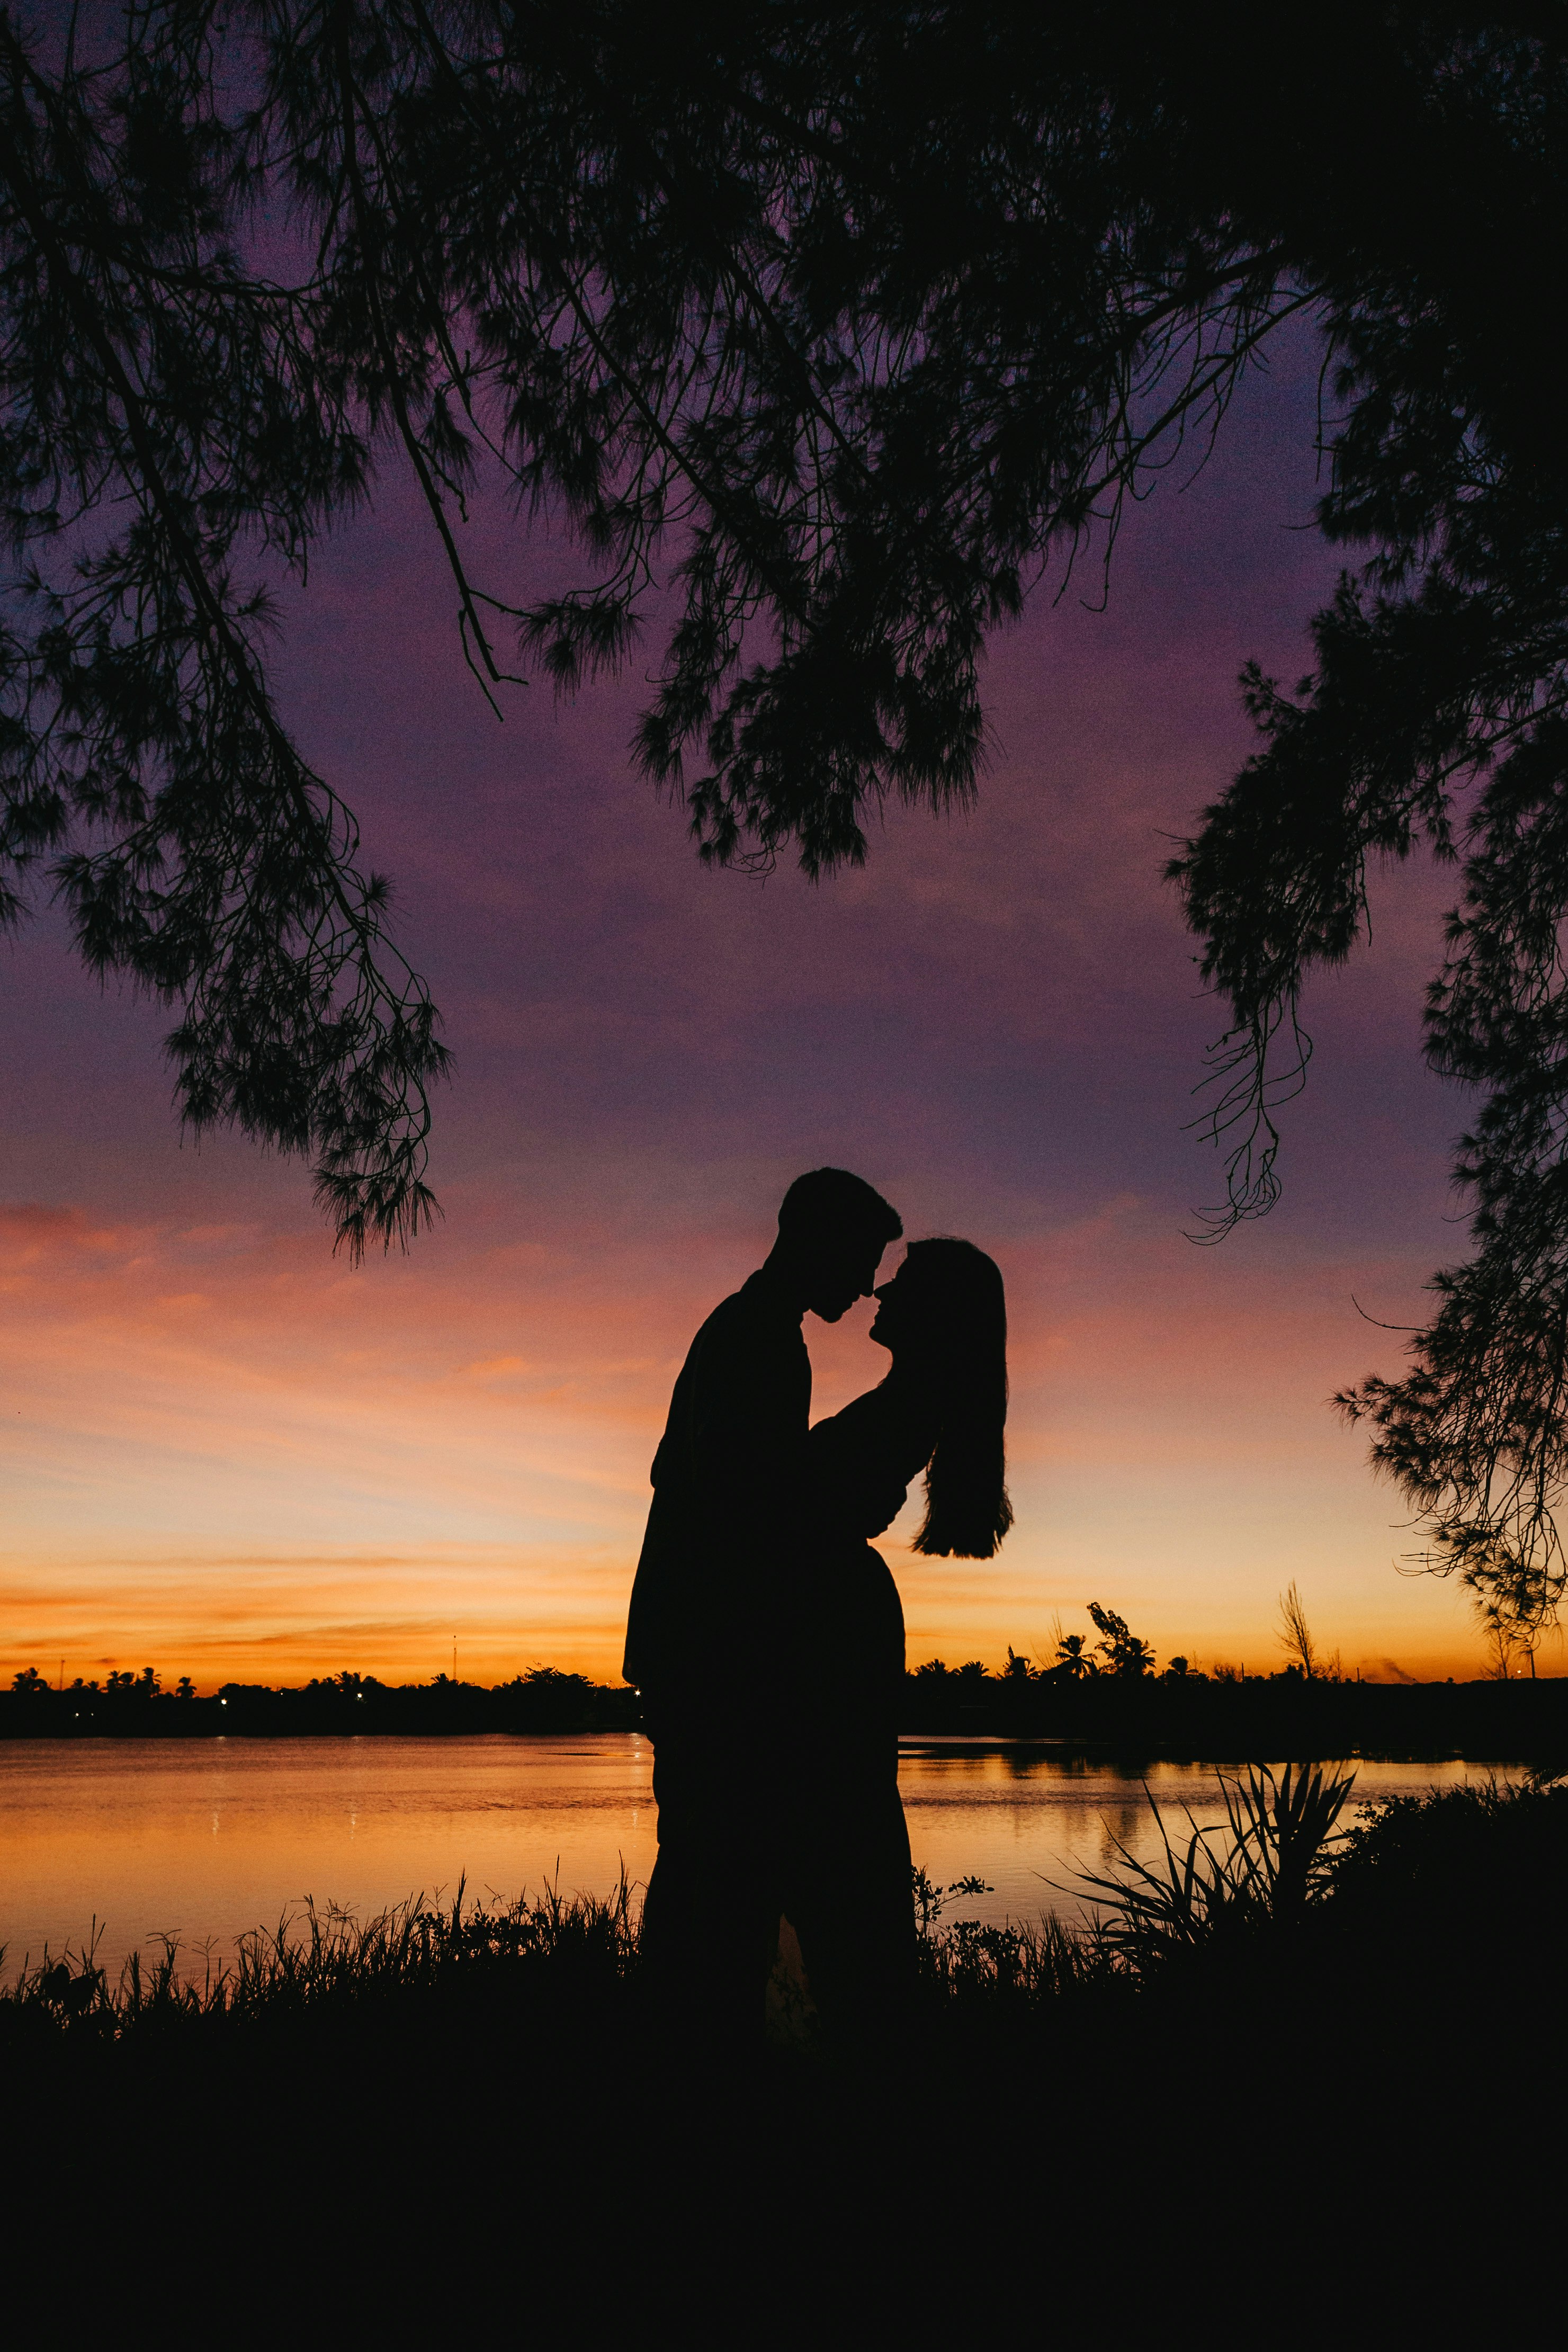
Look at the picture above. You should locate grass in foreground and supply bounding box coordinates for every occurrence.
[7,1771,1565,2053]
[6,1776,1566,2322]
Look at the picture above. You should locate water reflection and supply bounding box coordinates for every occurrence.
[891,1743,1521,1930]
[1098,1808,1146,1870]
[0,1734,1521,1977]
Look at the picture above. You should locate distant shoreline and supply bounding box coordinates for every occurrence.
[3,1663,1565,1759]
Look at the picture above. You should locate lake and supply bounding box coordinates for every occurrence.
[0,1736,1522,1979]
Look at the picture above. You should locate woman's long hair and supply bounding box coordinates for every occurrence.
[902,1239,1014,1560]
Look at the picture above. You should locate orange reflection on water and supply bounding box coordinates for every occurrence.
[0,1733,657,1978]
[0,1736,1519,1983]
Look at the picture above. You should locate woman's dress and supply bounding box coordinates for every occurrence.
[782,1380,936,2031]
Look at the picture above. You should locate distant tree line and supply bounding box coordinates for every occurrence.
[5,1632,1564,1757]
[1,1663,639,1736]
[901,1589,1564,1747]
[898,1652,1565,1756]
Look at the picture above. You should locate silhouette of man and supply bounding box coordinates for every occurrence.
[625,1168,903,2043]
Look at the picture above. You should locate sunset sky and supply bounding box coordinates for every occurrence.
[2,321,1516,1689]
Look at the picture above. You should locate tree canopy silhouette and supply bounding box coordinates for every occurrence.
[4,5,1565,1621]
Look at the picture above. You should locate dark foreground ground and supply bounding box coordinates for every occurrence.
[6,1778,1564,2330]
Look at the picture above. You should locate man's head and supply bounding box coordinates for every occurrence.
[772,1168,903,1322]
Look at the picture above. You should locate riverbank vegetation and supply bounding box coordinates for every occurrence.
[7,1775,1564,2310]
[7,1772,1560,2044]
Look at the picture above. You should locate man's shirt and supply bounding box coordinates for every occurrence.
[623,1267,810,1708]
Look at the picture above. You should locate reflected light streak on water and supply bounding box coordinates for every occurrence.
[0,1734,1524,1978]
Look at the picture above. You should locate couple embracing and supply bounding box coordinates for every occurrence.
[624,1168,1011,2049]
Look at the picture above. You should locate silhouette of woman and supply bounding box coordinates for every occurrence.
[784,1238,1013,2040]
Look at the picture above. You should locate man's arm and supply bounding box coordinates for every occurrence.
[623,1288,807,1691]
[680,1304,809,1540]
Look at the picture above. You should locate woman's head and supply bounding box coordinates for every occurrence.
[870,1238,1013,1560]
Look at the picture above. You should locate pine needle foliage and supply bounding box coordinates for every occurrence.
[0,3,452,1255]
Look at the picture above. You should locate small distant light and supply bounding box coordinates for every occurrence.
[221,1698,228,1706]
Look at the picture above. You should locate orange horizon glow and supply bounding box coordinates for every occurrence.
[2,1619,1538,1699]
[1,1191,1515,1696]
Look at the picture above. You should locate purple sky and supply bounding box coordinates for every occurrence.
[2,320,1502,1686]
